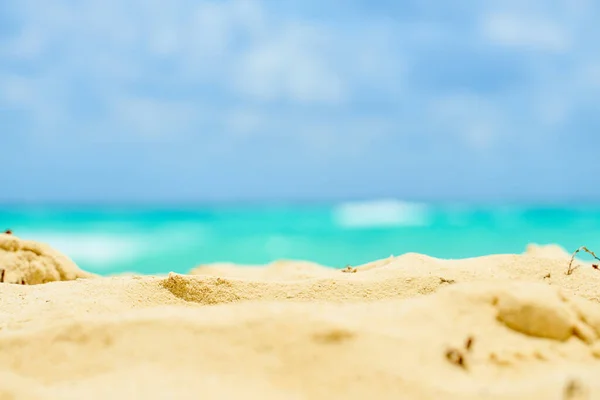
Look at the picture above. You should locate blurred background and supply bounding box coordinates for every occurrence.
[1,0,600,274]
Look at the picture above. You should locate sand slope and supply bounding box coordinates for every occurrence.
[2,245,600,399]
[0,233,95,284]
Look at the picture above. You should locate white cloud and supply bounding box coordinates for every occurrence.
[534,93,571,127]
[111,96,202,140]
[2,28,44,60]
[226,108,265,136]
[579,62,600,88]
[0,74,36,106]
[481,12,571,52]
[149,28,180,56]
[0,0,369,126]
[428,93,503,151]
[233,22,347,104]
[185,0,259,60]
[4,0,593,160]
[0,72,73,141]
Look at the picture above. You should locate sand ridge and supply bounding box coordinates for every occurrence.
[186,247,600,304]
[2,242,600,399]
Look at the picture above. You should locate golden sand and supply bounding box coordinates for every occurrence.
[0,233,95,284]
[1,235,600,399]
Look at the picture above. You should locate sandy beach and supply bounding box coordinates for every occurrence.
[2,233,600,399]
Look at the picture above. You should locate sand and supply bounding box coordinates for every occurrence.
[0,233,95,284]
[2,238,600,399]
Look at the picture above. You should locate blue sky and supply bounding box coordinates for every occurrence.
[1,0,600,203]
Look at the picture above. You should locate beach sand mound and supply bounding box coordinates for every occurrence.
[190,259,334,281]
[524,243,573,260]
[2,249,600,398]
[2,278,600,399]
[183,249,600,303]
[0,232,95,284]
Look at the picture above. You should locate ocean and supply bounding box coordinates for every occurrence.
[2,200,600,275]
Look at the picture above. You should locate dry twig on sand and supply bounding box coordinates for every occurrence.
[445,336,474,370]
[567,246,600,275]
[464,336,474,351]
[445,349,466,368]
[563,378,588,400]
[341,265,357,273]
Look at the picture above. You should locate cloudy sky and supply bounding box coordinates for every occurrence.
[1,0,599,204]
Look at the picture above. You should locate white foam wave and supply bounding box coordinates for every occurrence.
[333,199,431,228]
[22,232,146,267]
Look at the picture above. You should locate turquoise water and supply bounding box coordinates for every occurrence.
[2,200,600,275]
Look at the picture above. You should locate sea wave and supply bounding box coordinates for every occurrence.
[18,222,211,270]
[20,231,147,267]
[332,199,431,228]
